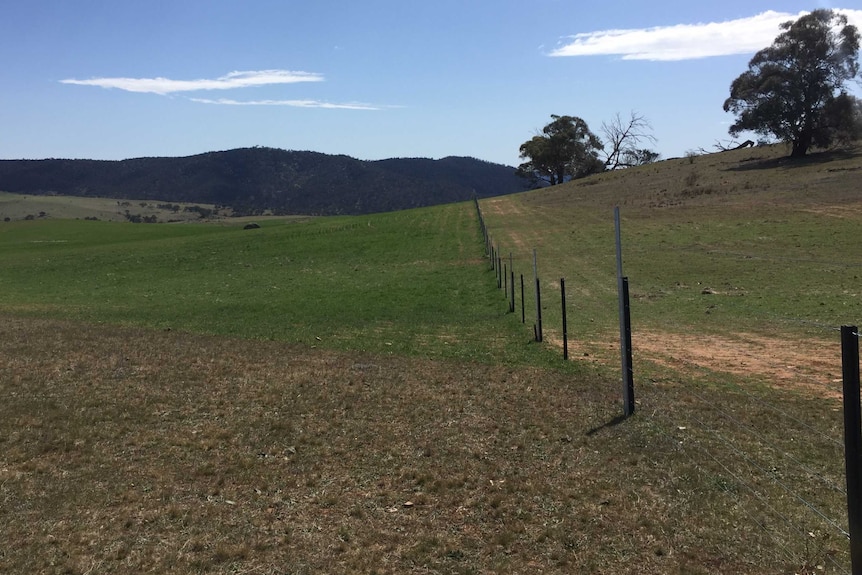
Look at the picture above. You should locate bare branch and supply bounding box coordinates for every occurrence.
[601,111,658,170]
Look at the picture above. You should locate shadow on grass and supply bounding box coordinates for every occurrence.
[585,413,630,437]
[725,146,861,172]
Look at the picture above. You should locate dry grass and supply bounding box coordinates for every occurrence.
[2,314,837,574]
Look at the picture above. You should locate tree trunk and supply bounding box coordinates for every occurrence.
[555,167,565,186]
[791,129,812,158]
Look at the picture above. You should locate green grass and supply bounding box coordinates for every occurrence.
[0,202,560,366]
[479,143,862,355]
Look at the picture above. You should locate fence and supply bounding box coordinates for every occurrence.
[474,196,860,574]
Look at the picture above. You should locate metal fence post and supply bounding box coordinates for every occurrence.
[510,268,515,314]
[561,277,568,360]
[503,263,508,298]
[520,274,525,324]
[533,249,542,342]
[842,325,862,574]
[621,277,635,416]
[615,207,634,416]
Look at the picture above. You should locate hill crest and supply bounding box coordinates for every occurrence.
[0,147,530,216]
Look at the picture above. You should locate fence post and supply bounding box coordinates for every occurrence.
[497,254,502,289]
[561,277,568,360]
[503,263,508,298]
[533,249,542,342]
[615,207,634,416]
[842,325,862,574]
[510,268,515,313]
[520,274,525,324]
[621,277,635,416]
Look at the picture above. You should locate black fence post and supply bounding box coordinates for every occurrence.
[520,274,525,324]
[561,277,568,360]
[503,263,508,297]
[533,249,542,342]
[842,325,862,574]
[510,268,515,313]
[535,278,543,342]
[497,254,502,289]
[621,276,635,416]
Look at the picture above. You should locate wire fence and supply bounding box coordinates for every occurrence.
[474,196,857,573]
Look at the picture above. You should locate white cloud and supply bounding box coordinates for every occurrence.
[60,69,323,95]
[550,9,862,61]
[190,98,380,110]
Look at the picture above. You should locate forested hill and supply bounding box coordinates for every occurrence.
[0,148,530,215]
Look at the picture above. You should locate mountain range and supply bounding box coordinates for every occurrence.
[0,147,532,216]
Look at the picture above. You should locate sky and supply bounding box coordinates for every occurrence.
[2,1,860,168]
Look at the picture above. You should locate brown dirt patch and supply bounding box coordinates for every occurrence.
[544,328,842,399]
[635,330,842,398]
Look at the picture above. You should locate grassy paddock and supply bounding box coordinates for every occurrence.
[1,143,861,573]
[0,202,558,366]
[0,315,843,574]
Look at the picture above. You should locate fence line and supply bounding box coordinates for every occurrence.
[473,198,857,573]
[680,383,847,496]
[649,410,820,570]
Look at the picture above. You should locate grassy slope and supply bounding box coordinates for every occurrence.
[481,143,862,357]
[1,143,860,574]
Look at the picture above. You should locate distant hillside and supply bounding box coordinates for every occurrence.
[0,148,530,216]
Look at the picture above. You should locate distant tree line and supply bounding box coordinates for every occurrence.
[0,150,531,216]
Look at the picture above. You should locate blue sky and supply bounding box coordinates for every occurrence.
[2,1,860,167]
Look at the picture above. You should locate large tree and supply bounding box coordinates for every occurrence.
[723,9,860,158]
[517,115,604,185]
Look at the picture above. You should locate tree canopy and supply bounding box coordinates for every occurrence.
[723,9,861,157]
[517,115,604,186]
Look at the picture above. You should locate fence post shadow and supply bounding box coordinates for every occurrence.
[585,413,630,437]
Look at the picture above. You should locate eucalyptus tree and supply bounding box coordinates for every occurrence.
[723,9,860,157]
[517,115,604,185]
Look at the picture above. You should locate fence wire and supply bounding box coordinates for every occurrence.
[475,199,858,573]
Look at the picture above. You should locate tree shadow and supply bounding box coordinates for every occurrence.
[725,146,861,172]
[585,413,629,437]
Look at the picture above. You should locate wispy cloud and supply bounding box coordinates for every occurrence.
[60,69,323,95]
[550,9,862,61]
[190,98,381,110]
